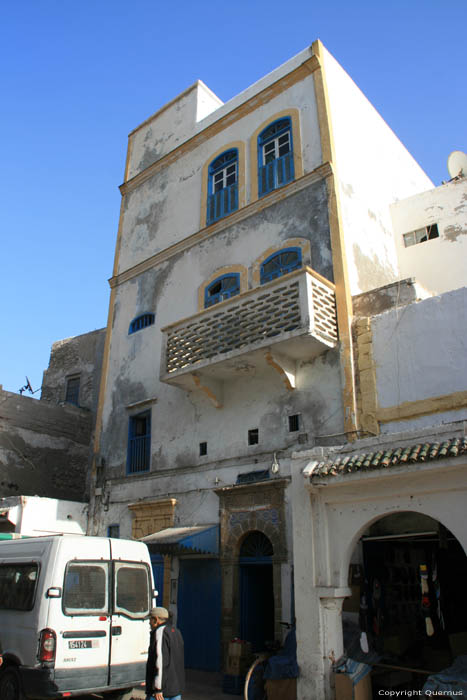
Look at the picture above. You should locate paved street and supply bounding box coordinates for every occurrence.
[79,670,240,700]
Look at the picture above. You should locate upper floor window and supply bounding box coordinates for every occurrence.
[65,375,80,406]
[207,149,238,225]
[129,313,155,335]
[258,118,294,197]
[127,411,151,474]
[204,273,241,308]
[260,247,302,284]
[403,224,439,248]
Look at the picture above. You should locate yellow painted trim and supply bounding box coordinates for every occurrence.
[312,39,358,436]
[197,264,248,312]
[199,141,246,230]
[111,164,332,290]
[123,133,134,184]
[249,108,303,203]
[251,238,311,287]
[377,391,467,424]
[120,57,319,198]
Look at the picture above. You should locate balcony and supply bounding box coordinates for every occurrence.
[160,268,338,407]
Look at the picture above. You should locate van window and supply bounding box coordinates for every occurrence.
[0,563,38,611]
[114,562,151,618]
[63,562,109,615]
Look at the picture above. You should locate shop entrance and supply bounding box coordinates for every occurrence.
[239,531,275,651]
[343,512,467,693]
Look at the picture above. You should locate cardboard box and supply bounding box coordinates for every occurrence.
[334,672,372,700]
[265,678,297,700]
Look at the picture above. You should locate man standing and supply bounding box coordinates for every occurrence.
[145,606,184,700]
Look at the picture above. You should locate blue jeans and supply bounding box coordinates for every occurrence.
[146,696,181,700]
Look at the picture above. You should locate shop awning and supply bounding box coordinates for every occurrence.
[141,524,219,555]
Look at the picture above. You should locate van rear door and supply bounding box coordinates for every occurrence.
[51,538,112,691]
[108,539,152,688]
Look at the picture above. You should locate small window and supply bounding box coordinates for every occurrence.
[107,524,120,538]
[207,149,239,224]
[403,224,439,248]
[199,441,207,456]
[65,376,80,406]
[205,274,241,308]
[260,248,302,284]
[114,561,151,618]
[127,411,151,474]
[129,313,155,335]
[258,118,294,197]
[288,414,300,432]
[63,562,109,615]
[248,428,259,445]
[0,563,39,611]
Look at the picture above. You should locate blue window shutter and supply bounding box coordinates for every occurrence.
[258,118,294,197]
[260,248,302,284]
[127,411,151,474]
[129,313,155,335]
[204,273,241,308]
[206,149,239,225]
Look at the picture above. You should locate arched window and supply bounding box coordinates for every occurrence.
[207,149,239,224]
[204,273,240,308]
[239,531,273,560]
[260,247,302,284]
[258,117,294,197]
[128,313,155,335]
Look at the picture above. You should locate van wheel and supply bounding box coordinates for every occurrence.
[0,667,25,700]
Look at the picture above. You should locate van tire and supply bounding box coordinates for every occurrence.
[0,666,25,700]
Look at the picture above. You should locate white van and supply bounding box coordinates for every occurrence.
[0,534,155,699]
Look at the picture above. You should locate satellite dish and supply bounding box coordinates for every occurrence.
[447,150,467,179]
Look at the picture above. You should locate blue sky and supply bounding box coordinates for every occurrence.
[1,0,465,395]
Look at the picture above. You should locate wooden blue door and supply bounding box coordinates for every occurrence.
[151,554,164,604]
[177,559,221,671]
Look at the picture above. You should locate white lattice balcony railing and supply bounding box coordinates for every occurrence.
[160,267,337,396]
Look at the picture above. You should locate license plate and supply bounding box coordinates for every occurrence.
[68,640,96,649]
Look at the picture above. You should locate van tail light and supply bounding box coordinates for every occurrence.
[39,628,56,664]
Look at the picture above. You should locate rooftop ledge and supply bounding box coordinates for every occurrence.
[160,267,338,407]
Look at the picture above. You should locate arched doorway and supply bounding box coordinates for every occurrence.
[239,531,275,651]
[343,512,467,691]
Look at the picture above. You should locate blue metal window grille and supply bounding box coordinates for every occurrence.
[204,273,241,308]
[207,149,239,224]
[260,247,302,284]
[258,117,294,197]
[127,411,151,474]
[65,376,80,405]
[129,313,155,335]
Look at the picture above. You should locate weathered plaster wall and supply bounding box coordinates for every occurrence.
[321,46,434,295]
[41,328,106,413]
[371,287,467,432]
[127,82,223,180]
[0,388,92,500]
[117,72,322,273]
[391,177,467,294]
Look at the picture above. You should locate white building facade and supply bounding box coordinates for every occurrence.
[90,40,458,684]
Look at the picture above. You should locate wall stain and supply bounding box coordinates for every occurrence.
[444,224,467,242]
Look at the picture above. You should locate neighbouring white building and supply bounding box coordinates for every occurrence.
[88,39,467,696]
[0,496,87,537]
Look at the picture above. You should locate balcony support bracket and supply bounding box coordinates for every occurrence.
[191,372,223,409]
[265,350,296,391]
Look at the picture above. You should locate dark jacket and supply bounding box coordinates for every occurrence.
[146,622,185,697]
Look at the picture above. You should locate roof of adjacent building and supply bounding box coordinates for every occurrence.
[309,436,467,479]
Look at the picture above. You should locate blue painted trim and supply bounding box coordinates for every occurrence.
[128,312,155,335]
[206,149,239,224]
[260,247,302,284]
[204,273,240,308]
[126,410,151,474]
[257,117,294,197]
